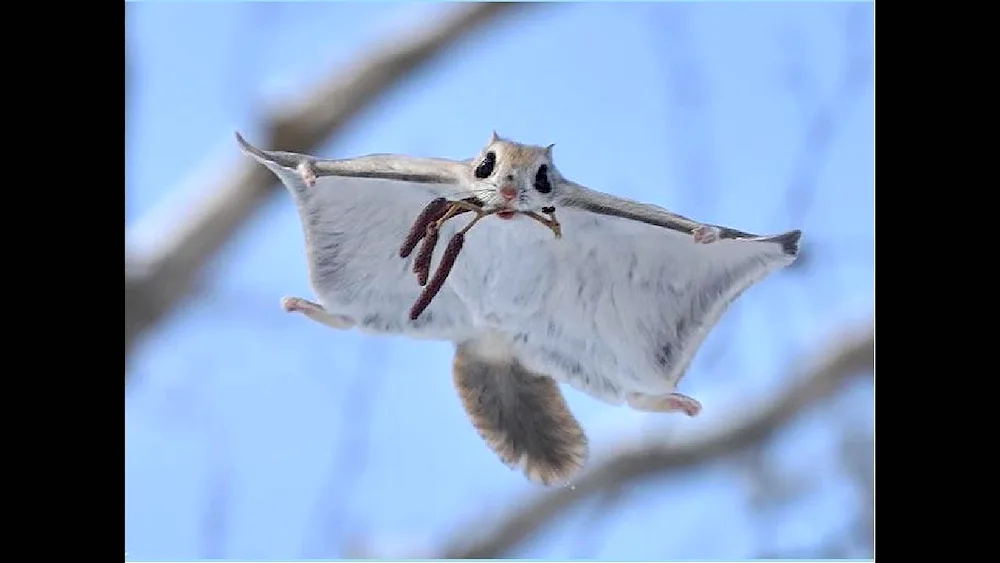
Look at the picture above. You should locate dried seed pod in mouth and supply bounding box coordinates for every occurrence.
[402,196,560,321]
[400,197,448,258]
[410,233,465,321]
[413,224,440,287]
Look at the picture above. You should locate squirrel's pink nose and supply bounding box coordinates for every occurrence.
[500,185,517,201]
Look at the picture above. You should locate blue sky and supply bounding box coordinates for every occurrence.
[125,2,874,560]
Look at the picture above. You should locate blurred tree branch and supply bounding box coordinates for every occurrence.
[124,3,528,373]
[438,322,874,559]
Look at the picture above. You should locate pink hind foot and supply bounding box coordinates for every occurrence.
[627,392,702,417]
[280,296,355,330]
[281,296,321,314]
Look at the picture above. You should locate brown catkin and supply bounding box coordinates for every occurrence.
[410,233,465,321]
[413,225,439,286]
[399,197,448,258]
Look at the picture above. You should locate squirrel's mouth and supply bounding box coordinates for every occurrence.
[496,210,516,220]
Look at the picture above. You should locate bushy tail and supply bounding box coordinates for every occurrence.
[453,341,588,487]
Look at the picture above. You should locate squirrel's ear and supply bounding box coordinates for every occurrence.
[489,130,500,144]
[545,143,555,158]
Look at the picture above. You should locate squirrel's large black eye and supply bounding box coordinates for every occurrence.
[474,151,496,179]
[534,164,551,194]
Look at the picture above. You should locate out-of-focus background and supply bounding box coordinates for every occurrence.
[124,2,874,560]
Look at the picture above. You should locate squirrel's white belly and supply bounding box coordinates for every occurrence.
[448,215,675,402]
[449,216,557,328]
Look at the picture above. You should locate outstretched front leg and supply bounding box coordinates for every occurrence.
[280,296,356,330]
[627,392,702,417]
